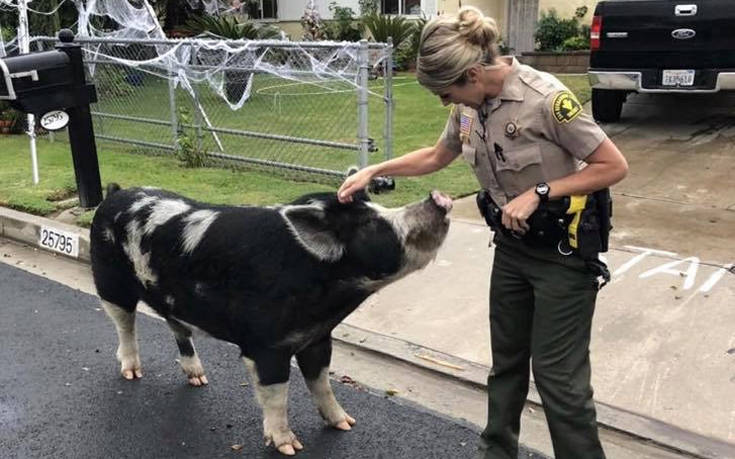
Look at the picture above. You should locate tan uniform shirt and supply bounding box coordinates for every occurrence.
[440,57,607,206]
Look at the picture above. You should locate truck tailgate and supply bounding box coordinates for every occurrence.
[591,0,735,69]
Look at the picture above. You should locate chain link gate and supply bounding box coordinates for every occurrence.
[34,36,394,184]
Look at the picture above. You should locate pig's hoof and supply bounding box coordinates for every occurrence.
[319,405,356,431]
[188,375,208,386]
[119,354,142,380]
[177,356,208,387]
[118,348,141,380]
[121,364,142,380]
[332,413,356,431]
[265,429,303,456]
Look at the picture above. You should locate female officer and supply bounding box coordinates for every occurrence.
[338,6,628,459]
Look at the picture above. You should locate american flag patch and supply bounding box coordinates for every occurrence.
[459,110,474,139]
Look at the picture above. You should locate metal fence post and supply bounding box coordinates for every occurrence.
[383,39,393,162]
[192,85,204,153]
[357,39,370,169]
[168,61,179,151]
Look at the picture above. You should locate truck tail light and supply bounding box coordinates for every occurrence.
[591,15,602,50]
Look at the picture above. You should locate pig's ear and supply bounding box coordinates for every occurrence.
[281,205,345,262]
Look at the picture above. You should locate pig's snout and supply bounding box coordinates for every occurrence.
[430,190,453,213]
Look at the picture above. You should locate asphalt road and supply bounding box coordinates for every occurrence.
[0,262,545,459]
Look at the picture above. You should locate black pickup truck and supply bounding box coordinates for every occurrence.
[588,0,735,122]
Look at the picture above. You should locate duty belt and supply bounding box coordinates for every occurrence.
[476,189,613,288]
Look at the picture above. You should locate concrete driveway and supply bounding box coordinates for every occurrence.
[345,91,735,452]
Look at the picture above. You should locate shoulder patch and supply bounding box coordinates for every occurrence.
[551,91,582,124]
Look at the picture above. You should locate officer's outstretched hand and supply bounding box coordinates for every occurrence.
[338,166,376,203]
[501,189,539,234]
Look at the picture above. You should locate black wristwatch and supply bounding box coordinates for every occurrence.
[535,182,550,203]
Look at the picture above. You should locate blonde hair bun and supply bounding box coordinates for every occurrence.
[457,6,499,48]
[416,6,502,91]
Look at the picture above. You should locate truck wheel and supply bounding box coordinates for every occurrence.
[592,89,625,122]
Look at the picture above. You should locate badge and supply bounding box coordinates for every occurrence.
[459,109,474,142]
[504,121,519,138]
[552,91,582,124]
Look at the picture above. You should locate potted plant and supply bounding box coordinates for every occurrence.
[0,101,13,134]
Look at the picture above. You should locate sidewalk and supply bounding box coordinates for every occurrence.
[349,198,735,453]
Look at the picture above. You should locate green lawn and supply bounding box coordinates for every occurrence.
[0,73,590,224]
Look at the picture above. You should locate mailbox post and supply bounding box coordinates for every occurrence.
[0,29,102,208]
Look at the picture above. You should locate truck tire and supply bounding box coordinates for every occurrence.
[592,89,625,122]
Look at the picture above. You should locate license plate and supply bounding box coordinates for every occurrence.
[662,69,695,86]
[39,226,79,258]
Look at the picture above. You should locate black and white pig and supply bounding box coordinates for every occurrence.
[89,183,452,455]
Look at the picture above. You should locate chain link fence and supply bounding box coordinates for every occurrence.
[32,36,394,184]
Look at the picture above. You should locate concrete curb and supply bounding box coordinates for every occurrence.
[1,206,733,459]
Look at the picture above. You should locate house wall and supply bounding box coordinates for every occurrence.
[436,0,506,26]
[279,0,361,21]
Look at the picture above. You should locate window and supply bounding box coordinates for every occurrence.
[247,0,277,20]
[261,0,277,19]
[382,0,422,15]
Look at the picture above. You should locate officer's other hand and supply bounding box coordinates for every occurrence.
[338,166,375,203]
[502,190,539,234]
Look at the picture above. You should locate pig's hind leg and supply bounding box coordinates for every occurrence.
[296,337,356,431]
[100,299,142,380]
[166,318,208,386]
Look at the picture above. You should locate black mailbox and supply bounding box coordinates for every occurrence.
[0,29,102,208]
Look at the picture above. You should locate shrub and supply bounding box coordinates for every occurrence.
[535,9,580,51]
[535,7,592,52]
[1,27,15,42]
[176,108,208,168]
[362,14,415,48]
[562,35,589,51]
[394,16,427,70]
[324,2,362,42]
[359,0,379,16]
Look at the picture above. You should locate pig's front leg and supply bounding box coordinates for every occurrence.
[297,337,356,431]
[242,356,303,456]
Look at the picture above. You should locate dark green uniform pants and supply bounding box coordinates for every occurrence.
[478,235,605,459]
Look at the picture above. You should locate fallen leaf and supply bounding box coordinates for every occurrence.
[385,389,398,396]
[231,444,244,451]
